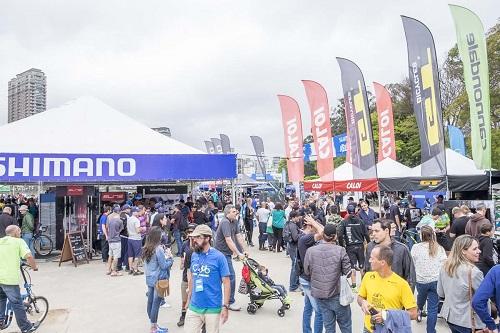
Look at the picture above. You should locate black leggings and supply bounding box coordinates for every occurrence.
[272,226,284,251]
[244,219,254,245]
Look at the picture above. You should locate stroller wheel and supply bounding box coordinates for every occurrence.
[247,304,258,314]
[277,308,285,317]
[284,304,290,310]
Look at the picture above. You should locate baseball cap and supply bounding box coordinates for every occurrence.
[121,204,131,211]
[324,224,337,238]
[131,206,140,213]
[154,202,162,209]
[187,223,197,231]
[347,204,356,214]
[190,224,213,237]
[112,204,121,213]
[19,205,28,211]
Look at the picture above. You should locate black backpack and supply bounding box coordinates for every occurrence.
[283,222,292,243]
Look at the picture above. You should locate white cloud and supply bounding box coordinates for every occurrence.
[0,0,496,157]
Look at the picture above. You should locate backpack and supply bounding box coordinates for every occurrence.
[179,214,189,231]
[282,221,292,243]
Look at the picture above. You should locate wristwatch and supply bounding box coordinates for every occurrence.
[223,304,229,310]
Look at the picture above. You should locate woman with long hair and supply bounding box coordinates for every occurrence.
[437,234,485,333]
[271,202,286,252]
[143,226,174,333]
[151,213,170,246]
[411,226,447,333]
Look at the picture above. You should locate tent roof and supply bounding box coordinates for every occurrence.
[412,149,486,176]
[0,96,204,154]
[314,158,416,181]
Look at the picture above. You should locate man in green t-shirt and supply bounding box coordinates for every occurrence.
[19,205,35,256]
[0,225,39,332]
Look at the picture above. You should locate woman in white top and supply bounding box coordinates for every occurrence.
[411,225,447,333]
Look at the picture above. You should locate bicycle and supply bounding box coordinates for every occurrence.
[1,263,49,330]
[32,226,53,257]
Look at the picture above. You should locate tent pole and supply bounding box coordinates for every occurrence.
[231,179,236,205]
[378,190,382,218]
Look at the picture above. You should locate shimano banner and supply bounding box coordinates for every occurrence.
[0,153,237,183]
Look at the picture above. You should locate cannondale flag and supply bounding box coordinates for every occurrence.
[250,136,266,177]
[373,82,396,161]
[278,95,304,182]
[302,80,334,181]
[450,5,491,169]
[219,134,232,154]
[204,140,215,154]
[210,138,223,154]
[402,16,446,176]
[336,58,377,179]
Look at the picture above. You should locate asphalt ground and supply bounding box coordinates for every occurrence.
[5,238,449,333]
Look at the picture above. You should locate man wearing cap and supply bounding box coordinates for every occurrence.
[338,204,370,292]
[0,225,39,332]
[106,205,124,276]
[127,207,145,275]
[185,224,230,333]
[19,205,35,256]
[304,223,352,332]
[214,204,246,311]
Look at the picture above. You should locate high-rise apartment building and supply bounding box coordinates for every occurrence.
[8,68,47,123]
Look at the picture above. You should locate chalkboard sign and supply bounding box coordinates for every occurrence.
[59,232,89,267]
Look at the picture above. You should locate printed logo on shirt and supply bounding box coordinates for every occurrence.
[192,263,211,277]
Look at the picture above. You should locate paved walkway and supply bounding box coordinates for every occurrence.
[6,242,448,332]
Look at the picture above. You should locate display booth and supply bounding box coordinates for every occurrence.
[0,97,237,257]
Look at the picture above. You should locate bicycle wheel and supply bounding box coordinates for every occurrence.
[34,235,53,256]
[25,296,49,324]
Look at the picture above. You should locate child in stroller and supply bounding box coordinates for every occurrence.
[257,265,287,298]
[240,257,291,317]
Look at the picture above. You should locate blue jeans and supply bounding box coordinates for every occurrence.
[300,277,324,333]
[316,295,352,333]
[173,229,183,256]
[21,233,34,256]
[288,243,300,290]
[447,322,472,333]
[146,286,162,325]
[416,281,438,333]
[225,255,236,304]
[117,237,129,270]
[0,284,33,331]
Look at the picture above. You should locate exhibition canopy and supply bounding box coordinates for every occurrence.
[0,97,237,183]
[379,149,493,192]
[303,159,416,192]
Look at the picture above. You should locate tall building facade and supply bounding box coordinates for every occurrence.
[8,68,47,123]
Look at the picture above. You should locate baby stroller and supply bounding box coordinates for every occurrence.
[239,257,291,317]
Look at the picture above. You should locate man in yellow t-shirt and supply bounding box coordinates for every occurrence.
[0,225,39,332]
[357,245,417,332]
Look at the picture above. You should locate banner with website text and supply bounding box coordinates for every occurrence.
[402,16,447,176]
[302,80,334,181]
[450,5,491,170]
[337,58,377,180]
[278,95,304,182]
[373,82,396,161]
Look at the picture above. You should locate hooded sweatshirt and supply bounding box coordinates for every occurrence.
[465,213,491,238]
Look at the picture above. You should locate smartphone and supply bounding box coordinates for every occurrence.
[368,308,379,316]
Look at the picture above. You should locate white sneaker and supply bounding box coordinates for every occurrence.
[161,301,171,308]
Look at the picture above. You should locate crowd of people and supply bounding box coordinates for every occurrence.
[2,189,500,333]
